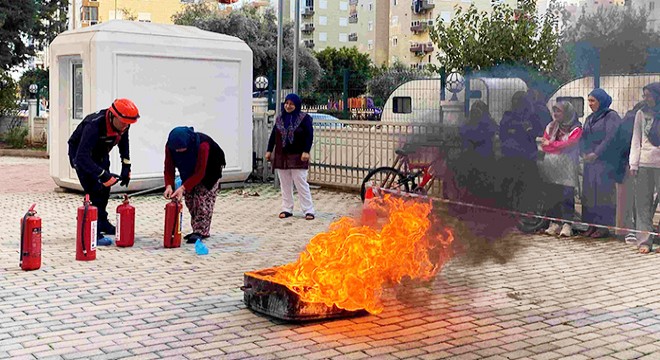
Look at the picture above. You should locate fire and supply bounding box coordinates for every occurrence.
[251,195,454,314]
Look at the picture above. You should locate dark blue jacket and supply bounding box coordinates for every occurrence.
[580,109,622,169]
[68,109,130,178]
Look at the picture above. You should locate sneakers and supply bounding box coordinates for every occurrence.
[96,235,113,246]
[625,233,638,245]
[559,223,573,237]
[545,222,561,236]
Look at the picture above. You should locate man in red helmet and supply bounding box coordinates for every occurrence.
[68,99,139,245]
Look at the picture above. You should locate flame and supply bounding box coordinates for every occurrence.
[250,194,455,314]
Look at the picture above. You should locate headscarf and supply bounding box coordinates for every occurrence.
[548,101,580,140]
[642,82,660,146]
[588,88,612,121]
[275,93,304,148]
[167,126,200,182]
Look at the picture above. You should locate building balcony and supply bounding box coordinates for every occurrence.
[82,0,99,7]
[410,42,434,55]
[349,13,358,23]
[424,42,434,52]
[302,7,314,17]
[302,23,315,33]
[349,0,359,4]
[410,21,429,33]
[304,39,315,48]
[349,33,358,41]
[411,0,435,13]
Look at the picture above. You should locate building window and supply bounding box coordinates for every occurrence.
[340,1,348,10]
[339,33,348,42]
[368,21,373,31]
[340,17,348,26]
[82,6,98,21]
[392,37,398,46]
[393,0,398,5]
[319,32,327,41]
[319,16,328,25]
[393,97,412,113]
[320,0,328,9]
[391,16,398,25]
[651,1,655,10]
[306,0,313,7]
[369,2,373,10]
[368,40,373,50]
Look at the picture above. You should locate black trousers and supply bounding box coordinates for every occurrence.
[72,157,111,230]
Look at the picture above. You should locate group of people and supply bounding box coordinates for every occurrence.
[458,84,660,253]
[68,93,316,246]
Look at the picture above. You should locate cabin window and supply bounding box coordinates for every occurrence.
[393,97,412,113]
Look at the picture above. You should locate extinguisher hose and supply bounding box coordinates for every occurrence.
[81,202,88,256]
[19,211,29,266]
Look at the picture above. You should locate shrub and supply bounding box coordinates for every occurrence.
[5,126,28,148]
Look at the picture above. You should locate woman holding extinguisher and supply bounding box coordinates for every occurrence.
[163,127,226,244]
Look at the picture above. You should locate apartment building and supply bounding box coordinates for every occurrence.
[283,0,391,65]
[72,0,193,28]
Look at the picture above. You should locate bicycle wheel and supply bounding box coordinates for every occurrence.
[360,167,410,202]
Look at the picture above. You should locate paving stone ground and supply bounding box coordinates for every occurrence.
[2,156,660,360]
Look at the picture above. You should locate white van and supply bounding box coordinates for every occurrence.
[381,77,528,124]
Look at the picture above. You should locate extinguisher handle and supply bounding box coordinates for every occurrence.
[28,203,36,213]
[123,194,130,204]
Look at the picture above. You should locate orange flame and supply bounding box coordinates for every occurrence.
[251,195,455,314]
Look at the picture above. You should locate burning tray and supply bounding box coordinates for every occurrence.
[242,268,368,322]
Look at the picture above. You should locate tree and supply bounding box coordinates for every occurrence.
[561,5,660,75]
[172,4,321,93]
[315,47,372,98]
[0,0,69,71]
[120,7,138,21]
[0,71,19,115]
[18,68,49,100]
[429,0,560,74]
[367,61,431,106]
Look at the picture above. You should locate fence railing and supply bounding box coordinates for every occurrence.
[253,115,460,193]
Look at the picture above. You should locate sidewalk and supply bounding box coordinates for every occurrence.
[2,157,660,360]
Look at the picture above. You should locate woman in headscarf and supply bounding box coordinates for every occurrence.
[265,93,315,220]
[456,100,498,204]
[163,127,226,243]
[630,82,660,253]
[539,101,582,237]
[580,88,622,238]
[498,91,545,212]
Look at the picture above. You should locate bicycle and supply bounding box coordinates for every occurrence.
[360,146,553,234]
[360,146,444,202]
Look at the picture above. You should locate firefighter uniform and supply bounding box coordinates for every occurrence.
[68,99,139,241]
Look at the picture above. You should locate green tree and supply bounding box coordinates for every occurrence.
[0,71,19,116]
[18,68,49,100]
[561,5,660,75]
[173,5,321,93]
[314,47,372,98]
[429,0,560,73]
[0,0,69,71]
[367,61,431,106]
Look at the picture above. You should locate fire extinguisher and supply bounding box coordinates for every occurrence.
[20,204,41,271]
[116,194,135,247]
[163,198,182,248]
[76,194,97,261]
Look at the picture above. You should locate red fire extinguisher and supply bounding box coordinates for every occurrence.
[20,204,41,271]
[76,194,97,261]
[164,199,182,248]
[116,194,135,247]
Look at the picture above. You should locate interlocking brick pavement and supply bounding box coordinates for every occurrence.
[3,156,660,359]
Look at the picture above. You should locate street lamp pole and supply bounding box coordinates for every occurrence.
[293,0,300,94]
[275,0,284,119]
[115,0,118,20]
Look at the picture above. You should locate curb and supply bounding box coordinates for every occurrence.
[0,148,49,158]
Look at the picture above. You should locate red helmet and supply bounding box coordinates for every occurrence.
[109,99,140,124]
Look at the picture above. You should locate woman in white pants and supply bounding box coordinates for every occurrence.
[265,93,316,220]
[631,83,660,253]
